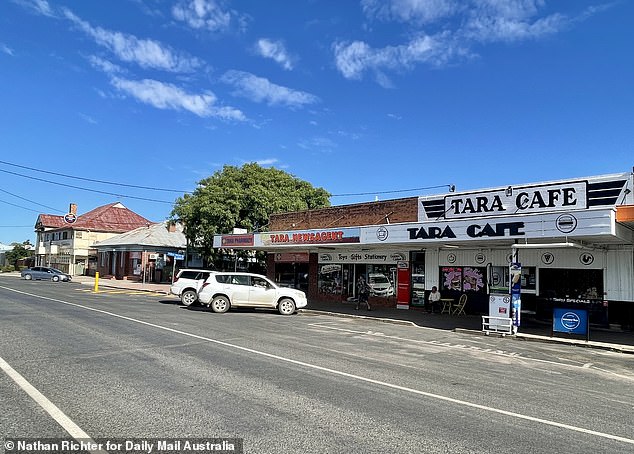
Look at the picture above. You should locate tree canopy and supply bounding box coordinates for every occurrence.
[171,163,330,264]
[5,241,33,270]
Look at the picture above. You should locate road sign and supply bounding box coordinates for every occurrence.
[167,252,185,260]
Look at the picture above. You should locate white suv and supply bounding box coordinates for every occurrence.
[170,269,216,306]
[198,272,308,315]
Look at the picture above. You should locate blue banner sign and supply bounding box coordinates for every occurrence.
[510,262,521,329]
[553,308,588,336]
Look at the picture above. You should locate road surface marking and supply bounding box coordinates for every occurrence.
[0,356,107,454]
[2,285,633,446]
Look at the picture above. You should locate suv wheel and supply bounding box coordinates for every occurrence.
[278,298,296,315]
[180,290,198,306]
[210,295,230,313]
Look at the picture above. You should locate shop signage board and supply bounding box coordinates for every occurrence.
[441,182,587,220]
[318,251,407,264]
[213,228,360,248]
[418,174,631,222]
[362,209,613,245]
[219,234,254,247]
[489,294,510,319]
[552,308,589,340]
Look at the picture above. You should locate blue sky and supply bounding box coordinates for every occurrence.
[1,0,632,245]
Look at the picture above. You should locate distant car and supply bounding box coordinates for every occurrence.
[169,269,216,306]
[197,272,308,315]
[21,266,72,282]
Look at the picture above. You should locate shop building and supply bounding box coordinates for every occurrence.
[34,202,152,276]
[213,172,634,330]
[92,221,187,283]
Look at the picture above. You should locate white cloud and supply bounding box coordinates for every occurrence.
[221,70,319,108]
[79,113,98,124]
[464,10,566,42]
[255,38,294,70]
[1,43,15,56]
[361,0,457,24]
[13,0,55,17]
[63,9,202,72]
[172,0,236,32]
[333,33,456,80]
[88,56,124,74]
[337,0,592,82]
[111,77,246,121]
[297,137,337,152]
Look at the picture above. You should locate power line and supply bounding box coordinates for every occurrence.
[0,188,64,213]
[0,198,46,213]
[0,159,191,194]
[331,184,455,197]
[0,168,174,205]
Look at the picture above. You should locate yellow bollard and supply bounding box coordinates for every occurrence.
[94,272,99,293]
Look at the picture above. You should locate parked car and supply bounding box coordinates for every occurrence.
[198,272,307,315]
[169,269,216,306]
[21,266,72,282]
[368,273,394,296]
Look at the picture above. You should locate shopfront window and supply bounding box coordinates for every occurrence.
[540,268,603,300]
[319,264,342,295]
[366,264,396,298]
[489,265,536,293]
[441,267,486,294]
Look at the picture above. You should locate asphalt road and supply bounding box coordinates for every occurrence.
[1,275,633,454]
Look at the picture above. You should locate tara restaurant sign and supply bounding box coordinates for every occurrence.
[422,181,587,220]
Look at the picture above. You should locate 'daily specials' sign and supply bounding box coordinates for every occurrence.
[440,181,587,220]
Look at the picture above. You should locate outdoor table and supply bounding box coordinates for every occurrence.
[440,298,454,314]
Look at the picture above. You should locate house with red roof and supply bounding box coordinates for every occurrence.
[34,202,152,275]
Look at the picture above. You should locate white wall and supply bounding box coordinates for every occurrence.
[424,245,634,301]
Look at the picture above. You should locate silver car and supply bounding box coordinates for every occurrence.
[21,266,72,282]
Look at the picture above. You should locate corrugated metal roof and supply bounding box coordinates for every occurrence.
[35,202,152,233]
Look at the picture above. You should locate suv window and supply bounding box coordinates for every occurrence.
[216,274,250,286]
[178,270,213,280]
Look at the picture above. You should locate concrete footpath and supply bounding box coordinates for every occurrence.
[5,273,632,354]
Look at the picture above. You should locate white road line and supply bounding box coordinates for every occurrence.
[2,285,633,446]
[0,356,107,454]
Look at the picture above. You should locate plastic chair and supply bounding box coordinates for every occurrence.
[452,294,467,315]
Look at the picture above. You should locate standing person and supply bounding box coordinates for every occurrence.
[428,286,441,313]
[356,275,371,311]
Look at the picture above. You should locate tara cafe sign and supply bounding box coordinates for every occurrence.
[432,181,587,220]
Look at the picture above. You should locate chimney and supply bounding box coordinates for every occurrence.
[69,203,77,215]
[167,223,176,233]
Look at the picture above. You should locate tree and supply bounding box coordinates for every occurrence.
[171,163,330,268]
[5,241,33,270]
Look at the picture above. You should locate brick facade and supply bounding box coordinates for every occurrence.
[270,198,418,231]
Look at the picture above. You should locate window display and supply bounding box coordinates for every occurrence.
[318,264,342,295]
[441,267,486,293]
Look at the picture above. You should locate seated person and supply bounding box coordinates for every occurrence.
[428,286,441,313]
